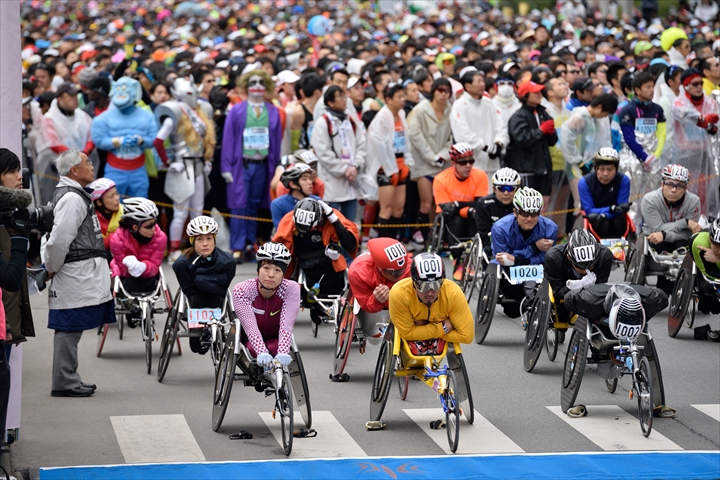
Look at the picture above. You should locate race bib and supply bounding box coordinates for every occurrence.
[295,209,315,227]
[243,127,270,150]
[393,130,406,154]
[635,118,657,135]
[508,265,544,284]
[613,321,642,340]
[572,245,596,264]
[384,243,407,267]
[416,256,443,279]
[188,308,222,329]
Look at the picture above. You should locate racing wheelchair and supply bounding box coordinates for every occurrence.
[369,321,474,453]
[573,209,636,269]
[561,285,668,438]
[668,252,720,337]
[212,321,312,456]
[96,270,173,374]
[333,290,386,378]
[298,267,349,338]
[624,234,686,286]
[156,289,234,382]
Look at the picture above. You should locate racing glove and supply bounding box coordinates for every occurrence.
[128,261,147,278]
[275,353,293,367]
[221,172,234,183]
[325,243,342,261]
[122,255,139,268]
[698,114,719,128]
[566,271,597,291]
[317,200,338,223]
[257,352,273,367]
[610,203,631,213]
[441,201,459,217]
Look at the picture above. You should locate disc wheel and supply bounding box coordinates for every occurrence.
[115,295,125,340]
[606,378,618,393]
[143,312,153,375]
[460,237,482,301]
[370,325,395,422]
[96,324,109,357]
[279,371,295,456]
[637,356,654,437]
[561,317,589,414]
[523,291,550,373]
[684,295,696,329]
[475,265,499,344]
[333,296,355,376]
[289,350,312,428]
[212,327,236,432]
[668,255,694,337]
[444,369,460,454]
[546,328,559,362]
[157,298,180,382]
[396,354,409,401]
[425,215,444,253]
[624,240,645,285]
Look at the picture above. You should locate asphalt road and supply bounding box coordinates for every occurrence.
[8,262,720,472]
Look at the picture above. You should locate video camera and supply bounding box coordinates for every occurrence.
[0,179,54,234]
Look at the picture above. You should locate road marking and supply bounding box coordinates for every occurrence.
[110,414,205,463]
[403,409,525,455]
[546,406,682,451]
[259,410,367,458]
[692,404,720,422]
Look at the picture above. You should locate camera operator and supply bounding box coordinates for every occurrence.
[44,150,113,398]
[0,149,32,452]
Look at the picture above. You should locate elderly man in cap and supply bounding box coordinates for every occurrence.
[35,81,95,205]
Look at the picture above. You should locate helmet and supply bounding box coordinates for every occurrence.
[410,252,445,293]
[492,167,522,186]
[608,297,646,341]
[171,77,199,108]
[88,177,116,202]
[512,186,543,213]
[280,163,313,189]
[566,229,600,270]
[293,197,323,234]
[368,238,408,272]
[449,142,474,161]
[293,149,319,167]
[662,164,689,183]
[122,197,158,223]
[256,242,292,273]
[593,147,620,165]
[710,218,720,244]
[186,216,219,237]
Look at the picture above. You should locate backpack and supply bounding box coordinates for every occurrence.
[322,113,357,158]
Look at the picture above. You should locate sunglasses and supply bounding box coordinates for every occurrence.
[663,181,686,190]
[688,81,703,87]
[413,278,444,293]
[383,267,405,278]
[517,210,540,218]
[141,221,157,230]
[455,159,475,166]
[495,185,518,193]
[598,69,608,74]
[435,88,450,94]
[568,69,581,74]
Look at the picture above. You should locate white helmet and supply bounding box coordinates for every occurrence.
[661,164,689,184]
[256,242,292,270]
[88,177,117,202]
[513,186,543,213]
[186,216,219,237]
[171,77,199,109]
[293,149,319,166]
[122,198,159,222]
[492,167,522,186]
[608,297,646,341]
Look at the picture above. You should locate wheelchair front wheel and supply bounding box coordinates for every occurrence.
[397,354,409,401]
[475,265,499,344]
[668,255,694,337]
[605,378,618,393]
[333,298,355,376]
[144,315,153,375]
[96,323,109,357]
[370,329,394,421]
[444,369,460,454]
[460,236,482,301]
[546,328,559,362]
[425,215,444,253]
[279,371,294,456]
[561,318,589,414]
[289,350,312,428]
[523,293,550,373]
[637,356,654,437]
[157,304,179,382]
[212,331,236,432]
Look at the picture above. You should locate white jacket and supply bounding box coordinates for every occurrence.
[450,94,509,175]
[366,106,413,180]
[492,95,522,129]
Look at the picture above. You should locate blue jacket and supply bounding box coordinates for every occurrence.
[578,172,631,218]
[566,96,589,111]
[618,100,665,161]
[270,194,321,228]
[491,214,558,265]
[91,105,158,160]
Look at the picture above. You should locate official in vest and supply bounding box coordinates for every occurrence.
[44,150,114,398]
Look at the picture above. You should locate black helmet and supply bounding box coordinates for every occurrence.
[566,229,600,270]
[293,197,322,234]
[410,252,445,293]
[710,218,720,244]
[280,163,313,189]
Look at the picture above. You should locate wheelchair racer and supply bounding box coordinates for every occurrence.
[172,216,236,354]
[641,164,701,295]
[231,243,300,367]
[563,282,676,418]
[577,148,632,238]
[433,142,489,278]
[544,229,614,340]
[690,219,720,326]
[273,197,359,326]
[491,187,558,319]
[270,162,321,228]
[389,253,473,356]
[348,238,410,346]
[475,167,522,259]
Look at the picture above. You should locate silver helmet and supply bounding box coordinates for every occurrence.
[171,77,199,108]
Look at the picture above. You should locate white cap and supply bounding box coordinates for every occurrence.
[502,62,519,72]
[458,66,478,79]
[215,60,229,69]
[276,69,300,86]
[194,51,210,64]
[241,61,262,76]
[347,58,366,75]
[347,77,361,90]
[44,48,60,57]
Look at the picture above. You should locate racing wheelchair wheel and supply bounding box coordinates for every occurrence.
[561,317,589,414]
[289,348,312,429]
[447,346,474,425]
[444,369,460,454]
[460,235,483,301]
[523,280,551,372]
[397,354,409,401]
[212,324,237,432]
[475,263,500,344]
[605,378,618,393]
[425,215,444,253]
[668,254,694,337]
[637,356,654,437]
[142,308,154,375]
[546,328,559,362]
[279,370,295,456]
[157,290,182,382]
[114,294,125,340]
[370,324,395,421]
[96,323,109,357]
[624,237,646,285]
[333,294,355,376]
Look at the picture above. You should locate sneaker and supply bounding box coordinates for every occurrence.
[232,251,244,264]
[412,230,424,244]
[168,250,181,263]
[408,241,425,252]
[244,244,256,262]
[453,264,464,281]
[369,228,379,239]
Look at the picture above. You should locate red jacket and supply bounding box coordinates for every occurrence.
[109,225,167,279]
[348,252,410,313]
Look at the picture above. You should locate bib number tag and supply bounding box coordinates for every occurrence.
[188,308,222,329]
[393,131,406,154]
[635,118,657,135]
[243,127,270,150]
[508,265,544,284]
[613,322,642,340]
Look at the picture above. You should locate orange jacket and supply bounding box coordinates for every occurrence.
[273,208,359,278]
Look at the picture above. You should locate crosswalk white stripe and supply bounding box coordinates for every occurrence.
[692,404,720,422]
[259,410,367,458]
[546,405,682,451]
[110,414,206,463]
[403,408,525,455]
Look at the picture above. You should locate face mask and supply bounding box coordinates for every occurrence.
[497,84,514,98]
